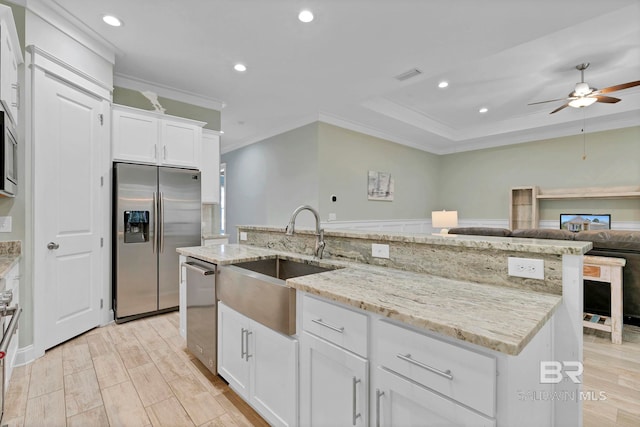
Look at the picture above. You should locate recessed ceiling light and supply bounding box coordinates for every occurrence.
[102,15,122,27]
[479,107,489,113]
[298,10,314,23]
[234,63,247,72]
[438,81,449,88]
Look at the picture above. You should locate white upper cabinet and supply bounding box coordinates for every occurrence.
[0,5,24,126]
[112,104,205,169]
[201,130,221,203]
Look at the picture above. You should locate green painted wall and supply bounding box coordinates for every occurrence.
[439,126,640,222]
[318,122,441,221]
[113,86,221,131]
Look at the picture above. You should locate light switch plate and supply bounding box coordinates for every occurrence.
[240,232,248,241]
[372,243,390,259]
[0,216,11,233]
[508,257,544,280]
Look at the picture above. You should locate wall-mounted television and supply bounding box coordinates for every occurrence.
[560,214,611,232]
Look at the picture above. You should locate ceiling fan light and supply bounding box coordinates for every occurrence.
[573,82,591,96]
[568,97,597,108]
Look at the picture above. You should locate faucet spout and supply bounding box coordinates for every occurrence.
[285,205,325,258]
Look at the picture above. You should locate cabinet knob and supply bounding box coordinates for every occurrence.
[47,242,60,250]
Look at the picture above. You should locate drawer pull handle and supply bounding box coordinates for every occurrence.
[241,328,247,359]
[352,376,361,425]
[396,353,453,380]
[312,318,344,333]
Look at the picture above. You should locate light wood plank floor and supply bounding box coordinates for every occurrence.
[3,312,269,427]
[584,324,640,427]
[4,313,640,426]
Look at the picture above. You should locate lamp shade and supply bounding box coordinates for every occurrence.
[432,210,458,232]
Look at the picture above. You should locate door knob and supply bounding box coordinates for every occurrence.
[47,242,59,250]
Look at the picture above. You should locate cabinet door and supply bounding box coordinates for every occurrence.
[300,332,368,427]
[250,320,298,427]
[3,262,19,388]
[375,367,495,427]
[160,120,201,168]
[218,302,250,398]
[112,108,159,164]
[0,21,19,125]
[201,131,220,203]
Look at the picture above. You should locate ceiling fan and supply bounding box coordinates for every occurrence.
[529,63,640,114]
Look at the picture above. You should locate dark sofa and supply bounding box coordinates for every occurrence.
[449,227,640,326]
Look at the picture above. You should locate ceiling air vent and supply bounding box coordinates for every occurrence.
[394,68,422,81]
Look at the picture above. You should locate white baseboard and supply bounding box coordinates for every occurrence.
[14,344,37,367]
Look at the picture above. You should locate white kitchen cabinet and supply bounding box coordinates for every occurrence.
[112,104,205,169]
[300,331,368,427]
[300,294,369,427]
[374,367,495,427]
[112,106,159,164]
[200,130,221,203]
[218,302,298,427]
[0,5,23,126]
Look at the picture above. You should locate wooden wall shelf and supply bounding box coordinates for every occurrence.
[509,185,640,230]
[536,186,640,200]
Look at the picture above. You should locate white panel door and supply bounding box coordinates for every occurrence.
[34,71,104,350]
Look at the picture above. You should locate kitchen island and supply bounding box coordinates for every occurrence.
[178,229,590,427]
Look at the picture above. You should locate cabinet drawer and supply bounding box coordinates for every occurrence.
[377,319,496,417]
[302,294,368,357]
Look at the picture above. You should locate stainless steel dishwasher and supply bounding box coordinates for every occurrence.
[184,257,217,374]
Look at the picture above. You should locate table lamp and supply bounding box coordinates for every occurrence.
[432,210,458,234]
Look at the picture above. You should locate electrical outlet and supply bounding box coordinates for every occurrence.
[508,257,544,280]
[328,213,337,221]
[372,243,390,259]
[240,232,248,241]
[0,216,11,233]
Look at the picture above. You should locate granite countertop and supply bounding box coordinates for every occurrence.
[239,225,592,256]
[178,244,562,355]
[0,240,21,278]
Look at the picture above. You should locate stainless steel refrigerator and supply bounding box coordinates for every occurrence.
[113,162,201,323]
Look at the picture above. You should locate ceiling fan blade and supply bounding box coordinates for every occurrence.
[595,80,640,94]
[594,95,621,104]
[549,103,570,114]
[528,97,568,106]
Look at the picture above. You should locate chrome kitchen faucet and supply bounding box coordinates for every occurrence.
[285,205,325,259]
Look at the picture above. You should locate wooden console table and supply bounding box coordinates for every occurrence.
[582,255,626,344]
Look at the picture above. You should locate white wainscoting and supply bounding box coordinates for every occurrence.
[322,218,640,233]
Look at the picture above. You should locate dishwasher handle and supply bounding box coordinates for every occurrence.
[183,262,215,276]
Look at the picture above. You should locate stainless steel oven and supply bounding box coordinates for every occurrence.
[0,110,17,197]
[0,287,21,424]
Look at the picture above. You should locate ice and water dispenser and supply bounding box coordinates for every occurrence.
[124,211,150,243]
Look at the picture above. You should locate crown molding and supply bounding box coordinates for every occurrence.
[114,73,225,111]
[27,0,117,64]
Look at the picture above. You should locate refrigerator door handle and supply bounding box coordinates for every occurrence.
[159,192,165,253]
[152,192,158,254]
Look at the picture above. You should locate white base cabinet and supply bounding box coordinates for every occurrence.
[300,332,368,427]
[218,302,298,427]
[375,367,495,427]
